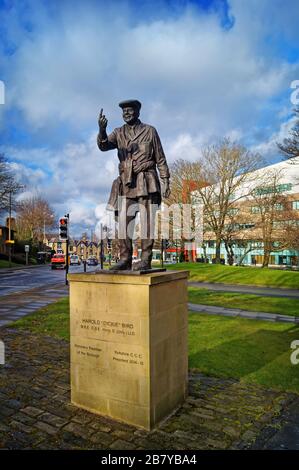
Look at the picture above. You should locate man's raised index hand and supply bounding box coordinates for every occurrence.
[98,108,108,130]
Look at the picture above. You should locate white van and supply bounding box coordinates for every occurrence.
[70,255,81,265]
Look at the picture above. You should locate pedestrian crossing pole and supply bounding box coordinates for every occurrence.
[65,213,69,286]
[100,223,104,270]
[8,191,12,268]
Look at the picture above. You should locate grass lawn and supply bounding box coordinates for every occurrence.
[188,287,299,317]
[11,297,70,340]
[0,260,20,268]
[189,313,299,394]
[10,297,299,394]
[167,262,299,289]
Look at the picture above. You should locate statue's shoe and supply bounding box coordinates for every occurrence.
[132,261,151,271]
[109,260,132,271]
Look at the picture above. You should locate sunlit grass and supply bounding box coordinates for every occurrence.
[167,263,299,289]
[188,287,299,317]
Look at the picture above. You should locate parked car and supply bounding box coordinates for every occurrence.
[87,256,98,266]
[51,254,66,269]
[70,255,81,265]
[37,251,47,264]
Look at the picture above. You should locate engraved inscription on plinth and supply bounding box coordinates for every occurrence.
[69,270,189,430]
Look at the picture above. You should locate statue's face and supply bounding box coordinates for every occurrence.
[122,106,139,125]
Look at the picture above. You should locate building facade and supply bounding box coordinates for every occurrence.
[192,158,299,266]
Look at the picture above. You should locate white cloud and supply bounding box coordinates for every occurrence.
[251,115,298,161]
[2,1,297,138]
[1,0,299,235]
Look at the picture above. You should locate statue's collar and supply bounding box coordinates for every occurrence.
[125,119,142,129]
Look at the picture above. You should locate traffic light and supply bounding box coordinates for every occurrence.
[163,239,170,250]
[59,217,69,240]
[107,239,112,251]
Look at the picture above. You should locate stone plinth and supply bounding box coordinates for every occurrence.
[68,270,189,430]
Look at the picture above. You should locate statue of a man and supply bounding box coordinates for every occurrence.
[97,99,170,271]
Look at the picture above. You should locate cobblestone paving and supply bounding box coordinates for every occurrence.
[0,328,297,450]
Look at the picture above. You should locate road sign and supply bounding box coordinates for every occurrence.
[24,245,30,252]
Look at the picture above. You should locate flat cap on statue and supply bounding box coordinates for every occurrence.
[119,99,142,110]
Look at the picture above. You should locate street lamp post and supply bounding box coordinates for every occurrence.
[64,213,70,286]
[8,191,12,268]
[100,223,104,270]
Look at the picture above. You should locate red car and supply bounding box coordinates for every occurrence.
[51,254,66,269]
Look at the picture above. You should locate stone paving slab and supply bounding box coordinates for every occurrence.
[188,303,299,324]
[0,284,69,327]
[0,328,297,450]
[188,282,299,299]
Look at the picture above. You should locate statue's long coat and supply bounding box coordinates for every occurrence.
[97,120,170,208]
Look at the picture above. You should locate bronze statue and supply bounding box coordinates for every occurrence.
[97,99,170,271]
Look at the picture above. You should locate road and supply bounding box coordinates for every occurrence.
[0,264,98,297]
[0,264,99,326]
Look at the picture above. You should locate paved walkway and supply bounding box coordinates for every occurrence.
[0,264,48,274]
[0,284,69,327]
[251,398,299,450]
[0,328,298,450]
[188,281,299,298]
[188,302,299,323]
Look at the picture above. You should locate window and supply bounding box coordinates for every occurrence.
[288,219,299,226]
[274,203,283,211]
[239,223,255,229]
[251,241,263,248]
[227,208,239,216]
[292,201,299,210]
[251,206,261,214]
[278,183,292,192]
[254,183,292,196]
[273,221,283,228]
[224,223,237,230]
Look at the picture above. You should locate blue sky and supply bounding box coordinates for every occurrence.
[0,0,299,236]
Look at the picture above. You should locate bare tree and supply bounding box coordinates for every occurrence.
[277,108,299,161]
[0,153,24,213]
[222,219,257,266]
[15,196,56,244]
[168,160,203,205]
[251,169,296,267]
[164,160,205,260]
[195,138,263,263]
